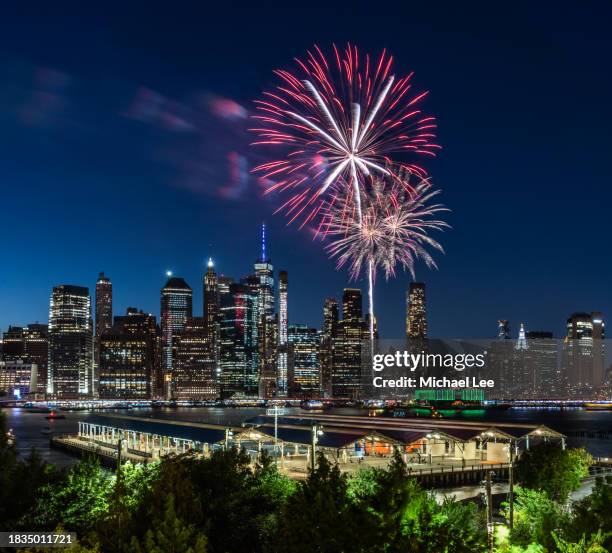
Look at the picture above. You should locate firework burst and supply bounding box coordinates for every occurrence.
[251,44,440,226]
[321,173,449,338]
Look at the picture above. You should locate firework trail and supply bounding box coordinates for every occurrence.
[321,173,449,339]
[250,44,440,227]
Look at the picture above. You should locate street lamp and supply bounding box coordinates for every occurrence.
[225,428,234,450]
[266,405,285,465]
[311,424,324,471]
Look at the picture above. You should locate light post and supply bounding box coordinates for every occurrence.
[311,424,324,471]
[485,470,494,553]
[508,442,515,529]
[225,428,234,450]
[266,406,285,465]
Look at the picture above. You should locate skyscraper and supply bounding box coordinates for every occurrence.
[173,316,217,400]
[563,312,605,393]
[219,283,257,397]
[343,288,362,321]
[1,325,49,395]
[406,282,427,339]
[288,324,320,397]
[498,320,510,340]
[23,324,48,395]
[525,331,557,397]
[1,326,25,361]
[160,276,192,398]
[277,270,288,396]
[258,313,278,398]
[48,285,93,398]
[95,272,113,337]
[332,289,366,398]
[320,298,339,397]
[254,223,275,321]
[99,308,158,399]
[203,258,219,374]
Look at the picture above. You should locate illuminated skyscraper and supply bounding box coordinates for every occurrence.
[203,258,219,374]
[332,290,365,398]
[99,308,158,399]
[173,316,217,400]
[160,276,192,398]
[563,312,605,392]
[48,285,93,398]
[23,324,48,395]
[276,270,288,396]
[94,272,112,396]
[254,223,275,321]
[95,272,113,337]
[2,325,48,395]
[288,324,319,396]
[219,283,257,397]
[406,282,427,339]
[320,298,339,397]
[343,288,362,321]
[258,313,278,398]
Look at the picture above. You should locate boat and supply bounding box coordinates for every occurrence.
[584,401,612,411]
[45,410,66,420]
[300,400,326,410]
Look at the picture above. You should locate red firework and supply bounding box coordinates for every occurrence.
[250,43,440,226]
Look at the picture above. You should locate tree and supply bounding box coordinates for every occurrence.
[552,530,609,553]
[129,494,207,553]
[0,413,58,530]
[274,454,368,553]
[566,476,612,550]
[502,486,570,551]
[29,457,114,533]
[515,444,592,502]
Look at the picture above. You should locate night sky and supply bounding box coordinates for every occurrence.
[1,2,611,339]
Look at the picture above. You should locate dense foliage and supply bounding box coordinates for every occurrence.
[514,443,593,502]
[0,412,608,553]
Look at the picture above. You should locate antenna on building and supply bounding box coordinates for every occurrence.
[261,222,267,262]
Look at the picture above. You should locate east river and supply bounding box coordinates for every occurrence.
[3,406,611,468]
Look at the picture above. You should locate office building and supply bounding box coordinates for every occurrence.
[406,282,427,339]
[288,324,319,396]
[98,308,158,399]
[276,270,288,396]
[563,312,605,392]
[0,360,37,399]
[320,298,339,397]
[219,283,257,397]
[173,316,217,400]
[160,276,192,397]
[332,289,365,398]
[48,285,93,398]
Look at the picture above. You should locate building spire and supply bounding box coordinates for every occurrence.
[261,222,267,262]
[515,322,528,350]
[207,257,214,269]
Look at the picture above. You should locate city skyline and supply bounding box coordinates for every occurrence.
[1,4,611,339]
[0,233,606,341]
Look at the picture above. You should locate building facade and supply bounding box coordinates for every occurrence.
[160,276,192,398]
[288,324,320,397]
[219,283,257,397]
[98,308,158,399]
[172,316,217,400]
[48,285,93,398]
